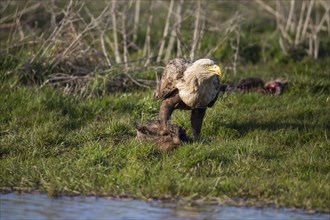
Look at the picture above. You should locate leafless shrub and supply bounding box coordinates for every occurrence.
[5,1,317,97]
[255,0,330,59]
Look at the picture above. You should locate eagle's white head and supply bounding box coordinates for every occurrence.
[188,58,222,77]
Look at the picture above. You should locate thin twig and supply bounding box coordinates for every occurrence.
[124,73,150,88]
[0,2,42,24]
[101,31,112,68]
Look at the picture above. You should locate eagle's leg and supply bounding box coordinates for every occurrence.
[191,108,206,140]
[158,94,181,134]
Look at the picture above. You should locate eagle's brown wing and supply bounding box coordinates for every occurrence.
[155,58,192,100]
[207,75,221,107]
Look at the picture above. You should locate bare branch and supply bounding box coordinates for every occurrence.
[254,0,286,22]
[143,1,154,67]
[121,4,129,70]
[279,37,288,55]
[46,2,110,73]
[294,1,306,45]
[133,0,140,44]
[301,0,315,41]
[164,0,184,63]
[285,0,295,32]
[279,25,293,44]
[124,73,150,88]
[111,0,122,63]
[156,0,174,63]
[190,0,201,61]
[176,0,184,58]
[0,2,42,24]
[316,4,330,34]
[205,34,229,58]
[233,23,240,77]
[101,31,112,68]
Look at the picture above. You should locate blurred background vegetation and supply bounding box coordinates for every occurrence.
[0,0,329,97]
[1,2,330,209]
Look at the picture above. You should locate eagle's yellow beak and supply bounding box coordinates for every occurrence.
[207,64,222,77]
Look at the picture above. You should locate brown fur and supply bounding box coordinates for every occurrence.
[136,120,188,152]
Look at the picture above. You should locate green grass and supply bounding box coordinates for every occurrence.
[0,60,329,212]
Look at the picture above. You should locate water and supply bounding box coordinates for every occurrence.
[1,193,329,220]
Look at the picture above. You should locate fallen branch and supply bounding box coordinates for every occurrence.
[124,73,151,88]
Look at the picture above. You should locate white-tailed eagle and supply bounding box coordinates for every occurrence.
[155,58,223,139]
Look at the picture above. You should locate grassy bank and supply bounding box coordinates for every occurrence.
[1,59,329,212]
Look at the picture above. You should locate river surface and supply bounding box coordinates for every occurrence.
[1,193,329,220]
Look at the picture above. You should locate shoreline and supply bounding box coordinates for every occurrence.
[1,188,327,214]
